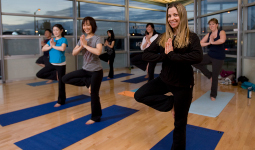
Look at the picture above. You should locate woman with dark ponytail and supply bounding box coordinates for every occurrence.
[36,24,68,107]
[99,30,115,79]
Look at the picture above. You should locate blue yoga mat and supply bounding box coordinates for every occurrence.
[102,73,133,81]
[151,124,224,150]
[131,88,139,92]
[15,105,138,150]
[0,95,90,126]
[27,80,58,87]
[189,91,235,117]
[121,74,159,84]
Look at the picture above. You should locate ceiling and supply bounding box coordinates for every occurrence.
[131,0,194,7]
[148,0,193,4]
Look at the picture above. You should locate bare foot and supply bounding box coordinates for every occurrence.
[164,92,173,96]
[144,74,149,78]
[46,80,53,84]
[54,103,61,107]
[107,77,111,79]
[85,119,95,125]
[88,86,91,94]
[210,97,216,101]
[171,106,175,118]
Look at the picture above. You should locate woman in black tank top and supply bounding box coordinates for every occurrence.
[193,18,226,101]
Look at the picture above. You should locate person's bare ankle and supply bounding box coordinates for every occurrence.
[54,103,61,107]
[85,119,95,125]
[210,97,216,101]
[46,80,53,84]
[171,106,175,118]
[88,86,91,94]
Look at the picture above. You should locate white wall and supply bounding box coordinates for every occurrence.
[242,59,255,84]
[4,54,76,81]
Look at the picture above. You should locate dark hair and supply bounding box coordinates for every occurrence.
[146,23,157,36]
[45,29,52,34]
[107,30,115,41]
[82,16,97,33]
[145,31,149,35]
[52,24,65,37]
[208,18,219,24]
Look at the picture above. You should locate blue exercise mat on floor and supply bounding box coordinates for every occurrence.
[131,88,139,92]
[189,91,235,117]
[151,124,224,150]
[0,95,90,126]
[15,105,138,150]
[121,74,159,84]
[27,80,58,87]
[102,73,133,82]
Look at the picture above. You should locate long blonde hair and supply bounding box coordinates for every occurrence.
[159,2,190,49]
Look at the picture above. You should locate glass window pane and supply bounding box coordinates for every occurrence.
[201,10,237,33]
[129,23,165,36]
[102,38,124,51]
[248,6,255,30]
[4,39,40,56]
[129,0,166,10]
[77,20,126,36]
[66,37,74,54]
[186,3,194,18]
[2,16,73,35]
[130,38,143,51]
[84,0,125,5]
[188,20,194,32]
[129,8,165,23]
[222,57,236,71]
[114,39,125,51]
[248,0,255,3]
[2,0,73,17]
[77,2,125,20]
[201,0,237,15]
[247,33,255,57]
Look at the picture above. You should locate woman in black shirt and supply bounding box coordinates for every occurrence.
[99,30,115,79]
[134,2,203,150]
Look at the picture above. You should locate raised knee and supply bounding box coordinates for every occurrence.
[134,92,142,102]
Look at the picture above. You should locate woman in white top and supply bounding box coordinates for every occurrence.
[130,23,158,81]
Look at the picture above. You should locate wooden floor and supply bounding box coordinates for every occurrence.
[0,66,255,150]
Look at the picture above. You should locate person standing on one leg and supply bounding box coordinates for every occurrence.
[193,18,226,101]
[36,24,68,107]
[134,2,203,150]
[99,30,115,79]
[35,29,53,83]
[62,16,103,125]
[130,23,158,81]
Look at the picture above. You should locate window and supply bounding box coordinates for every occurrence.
[129,0,166,11]
[247,5,255,30]
[129,8,165,23]
[201,10,237,33]
[129,23,165,36]
[2,16,73,35]
[2,0,73,17]
[77,20,126,36]
[77,2,125,20]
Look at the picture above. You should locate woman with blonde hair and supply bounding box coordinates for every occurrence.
[134,2,203,149]
[193,18,226,101]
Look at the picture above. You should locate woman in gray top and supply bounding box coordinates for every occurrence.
[62,17,103,125]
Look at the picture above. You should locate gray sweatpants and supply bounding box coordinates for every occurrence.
[193,54,224,98]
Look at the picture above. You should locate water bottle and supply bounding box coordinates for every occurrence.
[247,87,252,99]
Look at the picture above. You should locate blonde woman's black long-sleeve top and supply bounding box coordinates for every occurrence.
[142,32,203,88]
